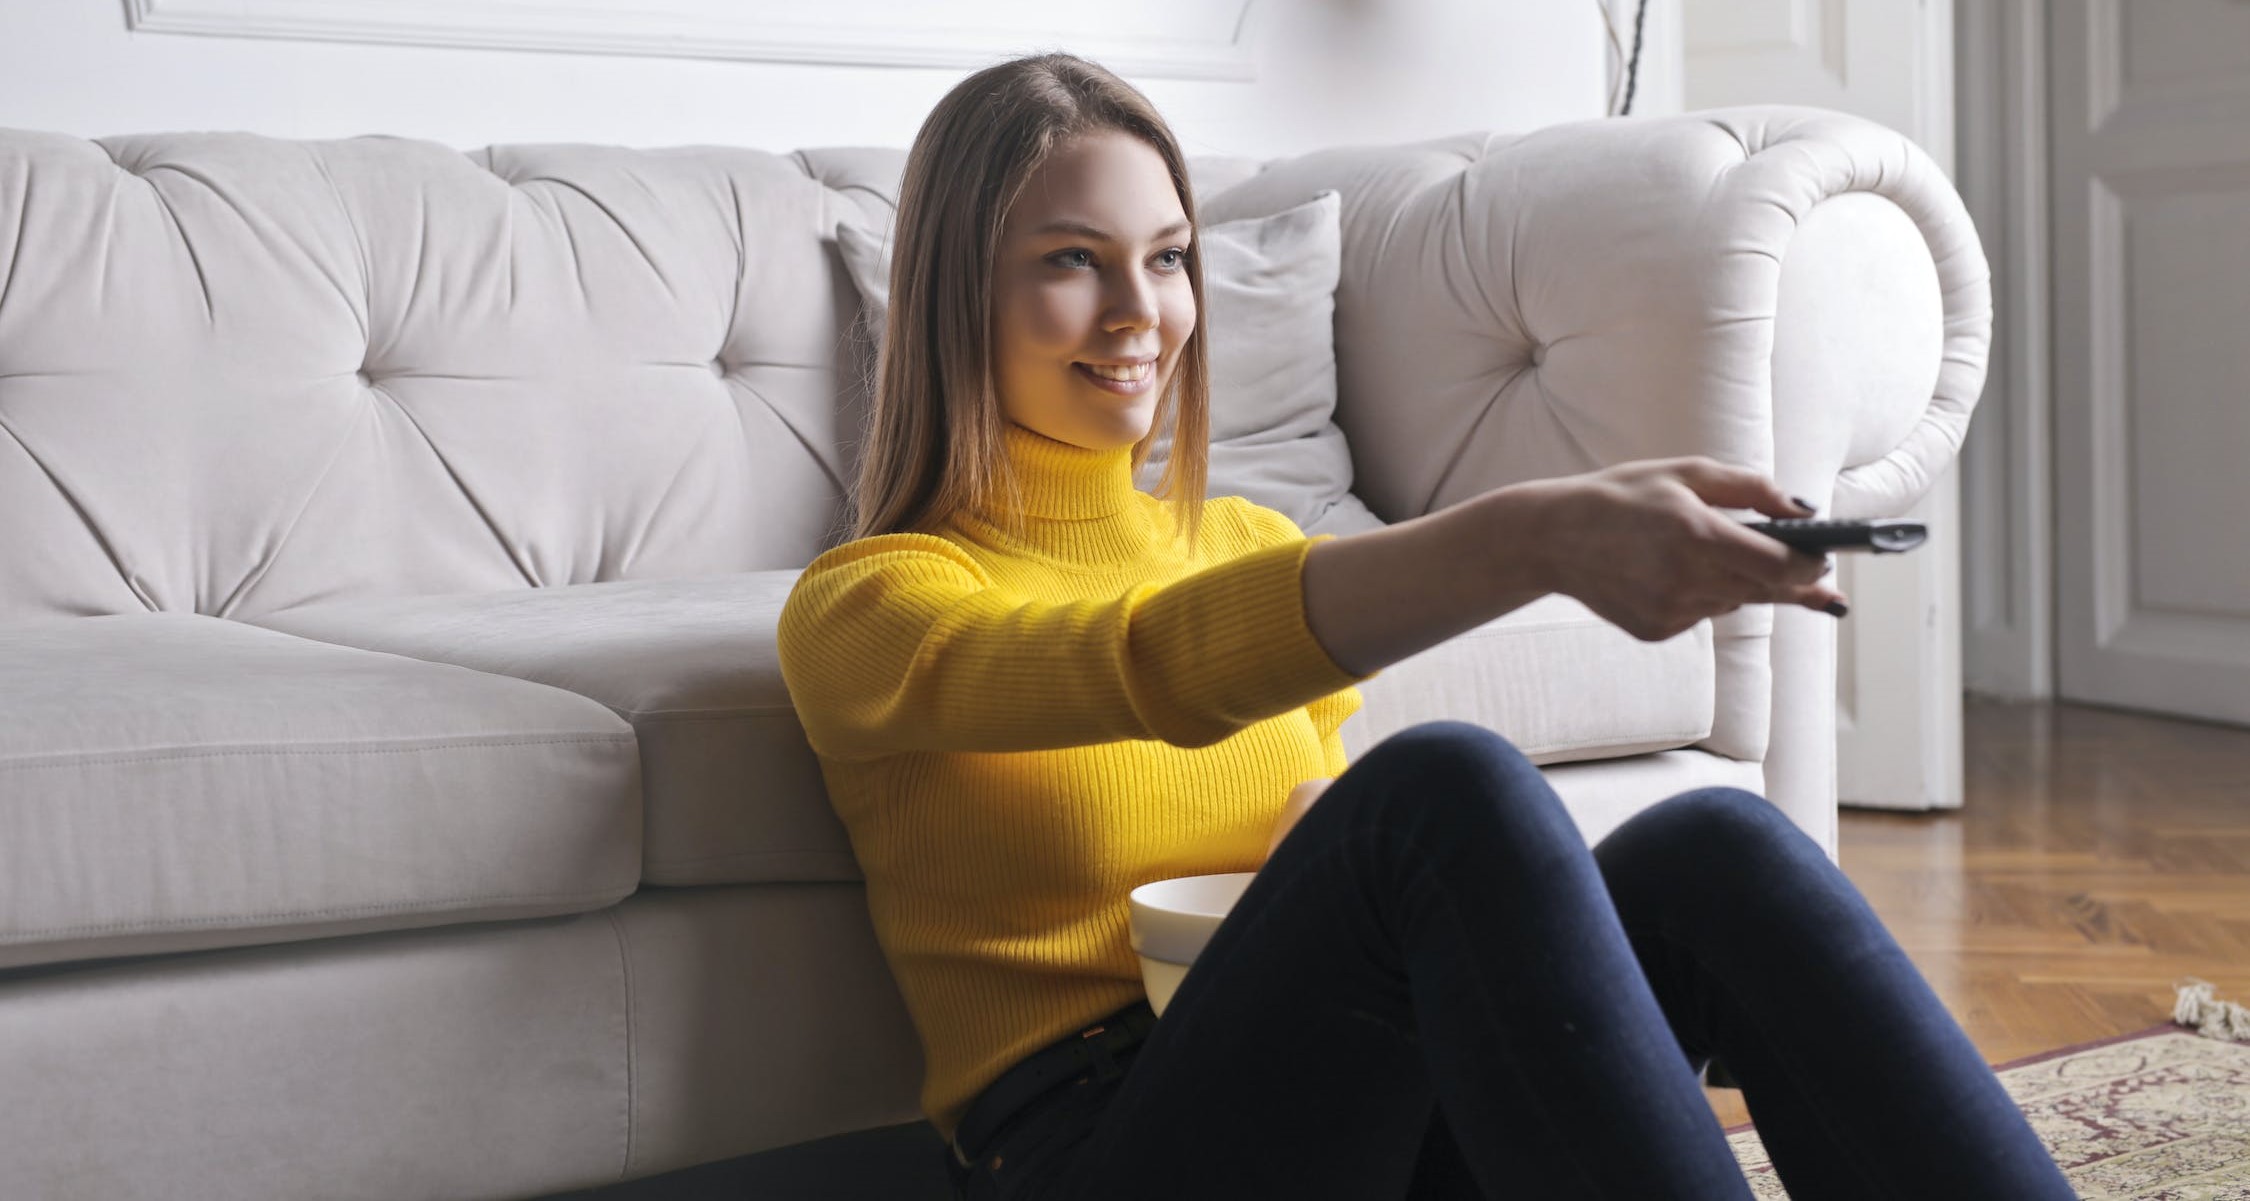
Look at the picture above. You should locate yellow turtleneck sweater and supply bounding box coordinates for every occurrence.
[775,422,1378,1143]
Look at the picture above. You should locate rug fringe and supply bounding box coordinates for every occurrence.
[2173,978,2250,1042]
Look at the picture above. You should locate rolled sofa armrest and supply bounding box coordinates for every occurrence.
[1194,104,1992,524]
[1198,105,1990,807]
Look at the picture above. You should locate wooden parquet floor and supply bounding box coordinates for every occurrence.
[1702,697,2250,1129]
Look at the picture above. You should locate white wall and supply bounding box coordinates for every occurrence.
[0,0,1612,160]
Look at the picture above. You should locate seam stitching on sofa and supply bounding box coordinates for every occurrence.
[304,143,373,346]
[0,885,634,942]
[649,849,860,867]
[0,733,639,771]
[1520,727,1708,760]
[602,907,638,1179]
[0,161,30,319]
[618,403,734,575]
[143,169,215,323]
[736,375,848,494]
[0,409,156,612]
[370,382,541,586]
[625,705,800,722]
[213,402,374,619]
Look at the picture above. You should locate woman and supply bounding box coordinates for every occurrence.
[775,53,2075,1201]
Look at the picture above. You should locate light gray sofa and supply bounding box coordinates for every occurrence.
[0,106,1987,1200]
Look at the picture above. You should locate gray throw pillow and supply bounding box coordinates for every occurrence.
[834,190,1381,538]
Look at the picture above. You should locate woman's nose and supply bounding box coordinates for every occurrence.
[1102,268,1160,333]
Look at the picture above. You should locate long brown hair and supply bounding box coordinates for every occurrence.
[849,53,1211,550]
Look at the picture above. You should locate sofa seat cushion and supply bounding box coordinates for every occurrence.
[250,571,850,887]
[251,575,1716,892]
[1339,594,1717,765]
[0,614,642,972]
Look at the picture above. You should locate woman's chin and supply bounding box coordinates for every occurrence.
[1009,387,1162,451]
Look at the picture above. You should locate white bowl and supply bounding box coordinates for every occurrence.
[1127,872,1255,1016]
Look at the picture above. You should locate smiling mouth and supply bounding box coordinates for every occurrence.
[1077,361,1154,383]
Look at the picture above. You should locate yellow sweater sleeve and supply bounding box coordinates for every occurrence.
[1237,501,1363,778]
[1306,687,1362,777]
[777,529,1371,763]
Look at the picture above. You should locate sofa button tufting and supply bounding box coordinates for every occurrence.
[709,359,728,377]
[1528,343,1548,367]
[356,369,374,387]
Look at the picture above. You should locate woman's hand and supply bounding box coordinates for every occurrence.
[1527,457,1847,643]
[1265,777,1334,861]
[1300,454,1847,678]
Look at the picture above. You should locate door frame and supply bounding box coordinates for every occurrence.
[1956,0,2056,704]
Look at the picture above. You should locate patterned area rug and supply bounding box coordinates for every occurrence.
[1726,1023,2250,1198]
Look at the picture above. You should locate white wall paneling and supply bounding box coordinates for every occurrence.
[125,0,1262,80]
[2050,0,2250,728]
[8,0,1607,157]
[1956,0,2055,702]
[1683,0,1954,170]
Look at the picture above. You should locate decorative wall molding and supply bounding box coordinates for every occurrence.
[1958,0,2054,701]
[2050,0,2250,726]
[1682,0,1845,90]
[2087,0,2250,143]
[1682,0,1955,165]
[2085,176,2130,645]
[2087,166,2250,646]
[2084,0,2124,130]
[124,0,1262,81]
[1815,0,1848,89]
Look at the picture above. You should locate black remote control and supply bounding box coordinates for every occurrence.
[1745,517,1928,553]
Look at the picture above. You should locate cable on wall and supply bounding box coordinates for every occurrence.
[1600,0,1652,117]
[1621,0,1649,115]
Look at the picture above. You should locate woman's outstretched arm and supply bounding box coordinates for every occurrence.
[1301,457,1850,678]
[777,524,1370,763]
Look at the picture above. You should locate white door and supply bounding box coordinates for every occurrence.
[1676,0,1966,810]
[2048,1,2250,727]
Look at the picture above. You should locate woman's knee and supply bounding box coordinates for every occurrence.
[1641,787,1802,847]
[1346,721,1575,843]
[1600,787,1823,886]
[1361,720,1536,783]
[1599,787,1871,943]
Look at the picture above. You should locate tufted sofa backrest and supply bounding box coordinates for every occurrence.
[0,132,1300,622]
[0,132,888,621]
[0,111,1977,626]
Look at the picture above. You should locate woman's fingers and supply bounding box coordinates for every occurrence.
[1711,540,1836,600]
[1668,457,1815,520]
[1549,458,1854,638]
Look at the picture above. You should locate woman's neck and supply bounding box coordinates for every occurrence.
[990,421,1141,521]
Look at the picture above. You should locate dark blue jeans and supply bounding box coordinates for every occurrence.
[946,721,2078,1200]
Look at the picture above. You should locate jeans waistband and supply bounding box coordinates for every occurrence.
[950,999,1158,1170]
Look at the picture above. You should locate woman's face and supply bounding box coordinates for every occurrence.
[991,129,1196,452]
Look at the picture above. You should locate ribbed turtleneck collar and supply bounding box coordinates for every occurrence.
[991,421,1141,520]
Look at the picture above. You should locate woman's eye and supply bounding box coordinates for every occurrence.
[1155,248,1187,270]
[1050,249,1094,269]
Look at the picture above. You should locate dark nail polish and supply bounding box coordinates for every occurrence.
[1791,495,1818,513]
[1824,599,1849,618]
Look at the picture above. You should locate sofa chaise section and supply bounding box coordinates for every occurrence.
[0,612,642,970]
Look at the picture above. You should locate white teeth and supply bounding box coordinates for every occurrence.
[1082,362,1151,382]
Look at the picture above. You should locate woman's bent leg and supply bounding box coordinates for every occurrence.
[1593,788,2078,1200]
[1036,721,1755,1201]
